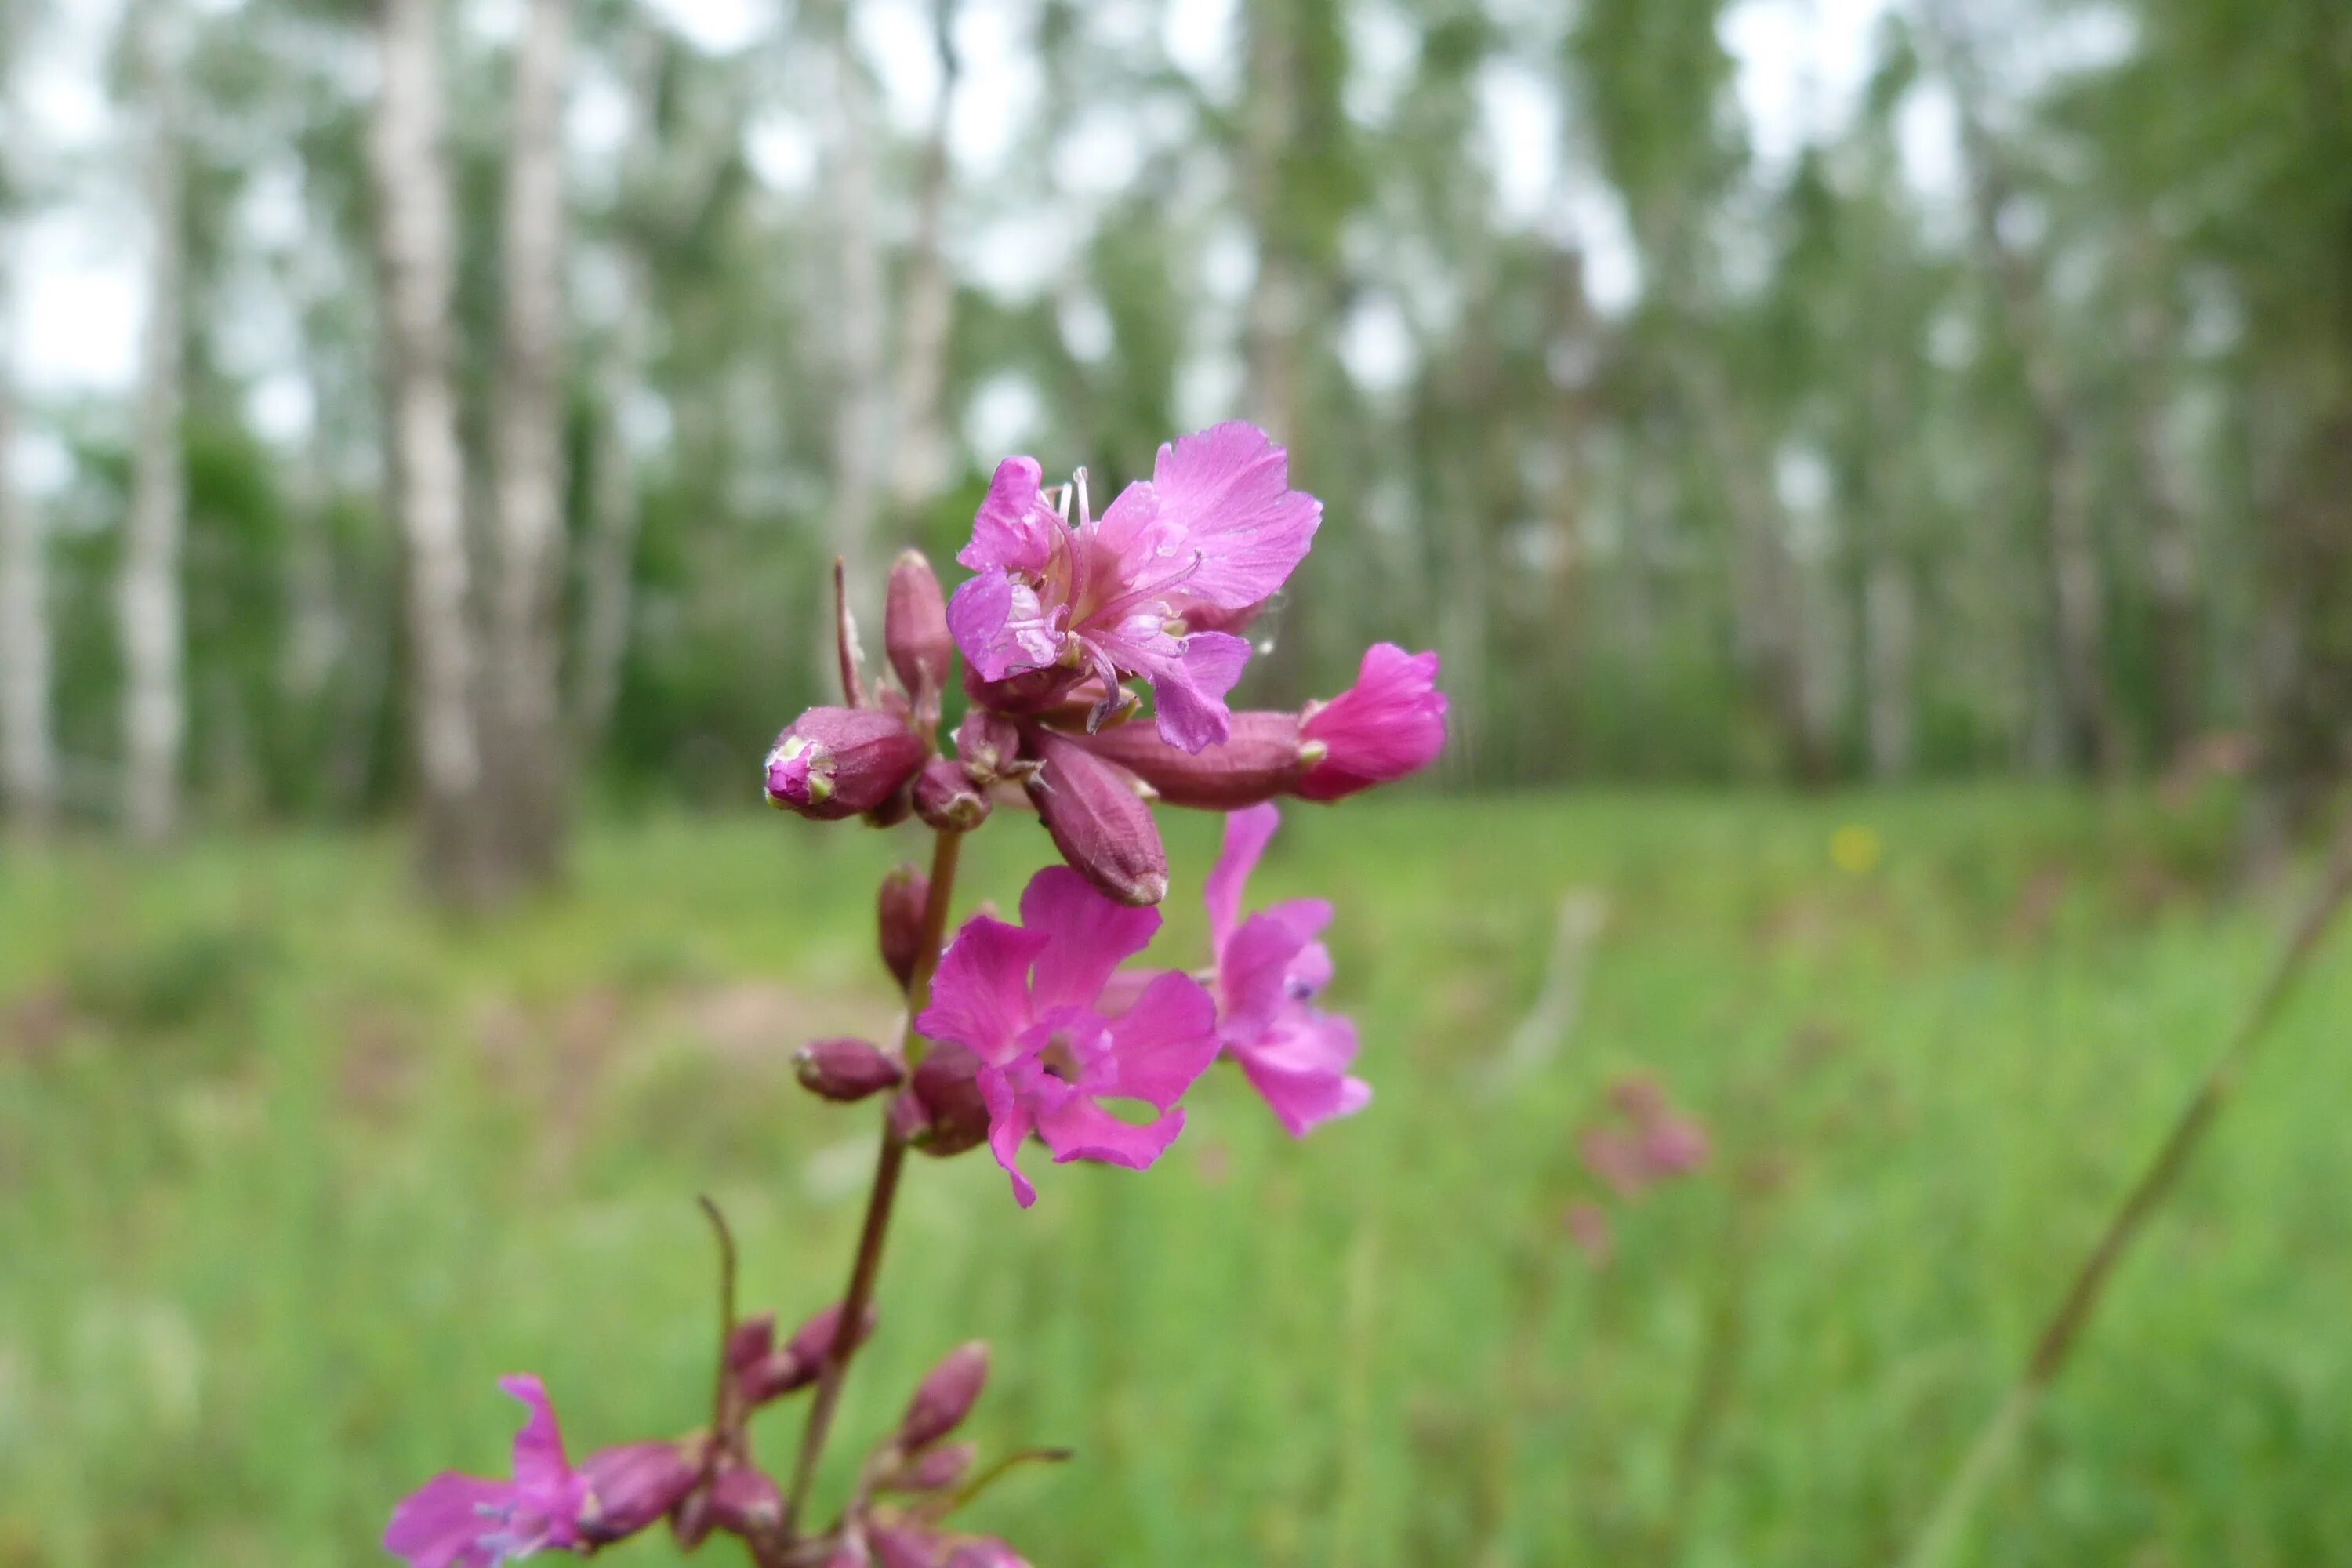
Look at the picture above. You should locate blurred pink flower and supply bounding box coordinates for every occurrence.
[917,866,1220,1207]
[1204,804,1370,1136]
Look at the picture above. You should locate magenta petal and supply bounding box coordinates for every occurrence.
[1149,422,1322,610]
[1235,1014,1369,1138]
[383,1472,514,1568]
[1205,803,1281,949]
[1298,644,1447,800]
[1096,971,1220,1109]
[978,1065,1039,1207]
[1144,630,1251,753]
[947,573,1058,683]
[1018,866,1162,1011]
[1218,912,1312,1036]
[496,1375,569,1501]
[1036,1097,1186,1170]
[918,918,1051,1066]
[959,456,1061,575]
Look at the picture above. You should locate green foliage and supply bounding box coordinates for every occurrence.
[3,791,2347,1564]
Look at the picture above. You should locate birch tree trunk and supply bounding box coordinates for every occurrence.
[370,0,486,893]
[822,1,884,680]
[122,38,187,841]
[888,0,959,517]
[1929,1,2118,776]
[1242,2,1301,444]
[570,253,644,753]
[0,229,55,833]
[1864,555,1916,779]
[487,0,572,884]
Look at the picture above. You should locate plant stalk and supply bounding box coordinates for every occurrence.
[779,825,965,1541]
[1897,803,2352,1568]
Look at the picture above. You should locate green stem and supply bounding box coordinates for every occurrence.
[1897,804,2352,1568]
[779,826,965,1542]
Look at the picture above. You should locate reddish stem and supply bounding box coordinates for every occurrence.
[779,826,965,1541]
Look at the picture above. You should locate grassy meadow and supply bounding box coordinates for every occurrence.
[2,787,2349,1566]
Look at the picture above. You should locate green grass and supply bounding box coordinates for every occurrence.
[3,787,2348,1567]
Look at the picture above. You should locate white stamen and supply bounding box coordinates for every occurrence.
[1073,467,1091,528]
[1055,483,1073,524]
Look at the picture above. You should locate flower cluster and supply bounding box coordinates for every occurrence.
[1563,1073,1711,1265]
[389,423,1442,1566]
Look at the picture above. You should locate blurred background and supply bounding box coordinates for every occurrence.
[3,0,2350,1563]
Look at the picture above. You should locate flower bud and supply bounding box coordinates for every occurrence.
[1069,711,1306,809]
[1023,728,1168,906]
[578,1441,699,1544]
[795,1037,906,1103]
[706,1462,782,1537]
[880,1439,975,1493]
[894,1041,990,1156]
[725,1312,776,1373]
[745,1299,880,1403]
[913,757,990,832]
[896,1341,989,1450]
[670,1485,715,1551]
[885,551,953,720]
[952,710,1029,787]
[871,1526,946,1568]
[765,707,927,820]
[944,1540,1031,1568]
[1296,644,1447,800]
[877,863,930,991]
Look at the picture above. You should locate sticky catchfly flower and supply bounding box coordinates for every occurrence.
[916,866,1219,1207]
[1204,804,1369,1135]
[948,423,1320,753]
[383,1375,593,1568]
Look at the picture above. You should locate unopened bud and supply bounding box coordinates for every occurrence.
[745,1300,880,1403]
[706,1463,782,1537]
[1024,728,1168,906]
[913,757,991,832]
[953,710,1028,786]
[944,1540,1032,1568]
[725,1312,776,1372]
[796,1036,906,1103]
[880,1439,975,1493]
[1069,711,1307,809]
[885,551,953,720]
[670,1486,714,1551]
[896,1341,989,1450]
[895,1041,990,1156]
[878,863,930,991]
[1639,1116,1710,1177]
[578,1441,699,1544]
[871,1527,946,1568]
[765,707,927,820]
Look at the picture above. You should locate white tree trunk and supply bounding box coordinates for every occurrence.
[570,253,644,753]
[824,1,884,676]
[887,0,959,515]
[1242,2,1301,441]
[122,53,187,841]
[488,0,572,881]
[0,227,56,832]
[370,0,485,887]
[1864,555,1916,779]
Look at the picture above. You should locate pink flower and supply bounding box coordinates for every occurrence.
[916,866,1220,1207]
[948,423,1319,753]
[383,1376,593,1568]
[1203,805,1370,1136]
[1297,644,1447,800]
